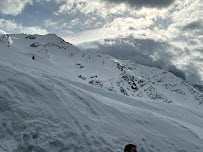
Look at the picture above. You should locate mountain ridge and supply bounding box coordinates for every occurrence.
[0,33,202,107]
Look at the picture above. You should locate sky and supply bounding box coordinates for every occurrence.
[0,0,202,85]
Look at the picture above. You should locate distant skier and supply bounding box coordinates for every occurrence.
[32,55,35,60]
[124,144,137,152]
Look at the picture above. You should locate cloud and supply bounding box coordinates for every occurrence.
[0,19,48,34]
[100,0,175,8]
[44,19,58,28]
[184,63,203,85]
[20,26,48,35]
[104,17,154,30]
[44,18,81,31]
[0,29,6,34]
[0,0,32,16]
[56,0,130,18]
[55,0,169,20]
[182,20,203,31]
[56,0,175,18]
[63,16,157,45]
[55,0,171,33]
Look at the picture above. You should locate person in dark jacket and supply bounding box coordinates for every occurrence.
[32,55,35,60]
[124,144,137,152]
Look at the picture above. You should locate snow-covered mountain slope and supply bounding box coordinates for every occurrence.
[1,34,202,107]
[0,34,203,152]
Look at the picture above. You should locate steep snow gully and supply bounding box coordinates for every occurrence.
[0,34,203,152]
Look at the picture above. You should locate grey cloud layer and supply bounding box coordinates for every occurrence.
[182,20,203,31]
[0,19,48,34]
[100,0,175,8]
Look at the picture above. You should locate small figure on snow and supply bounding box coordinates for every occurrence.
[32,55,35,60]
[124,144,137,152]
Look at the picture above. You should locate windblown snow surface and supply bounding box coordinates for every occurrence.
[0,34,203,152]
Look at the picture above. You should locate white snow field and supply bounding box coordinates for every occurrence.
[0,34,203,152]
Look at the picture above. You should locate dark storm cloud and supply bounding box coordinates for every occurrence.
[182,20,203,31]
[185,64,202,85]
[100,0,175,8]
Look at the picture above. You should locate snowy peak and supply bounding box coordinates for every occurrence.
[0,33,80,60]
